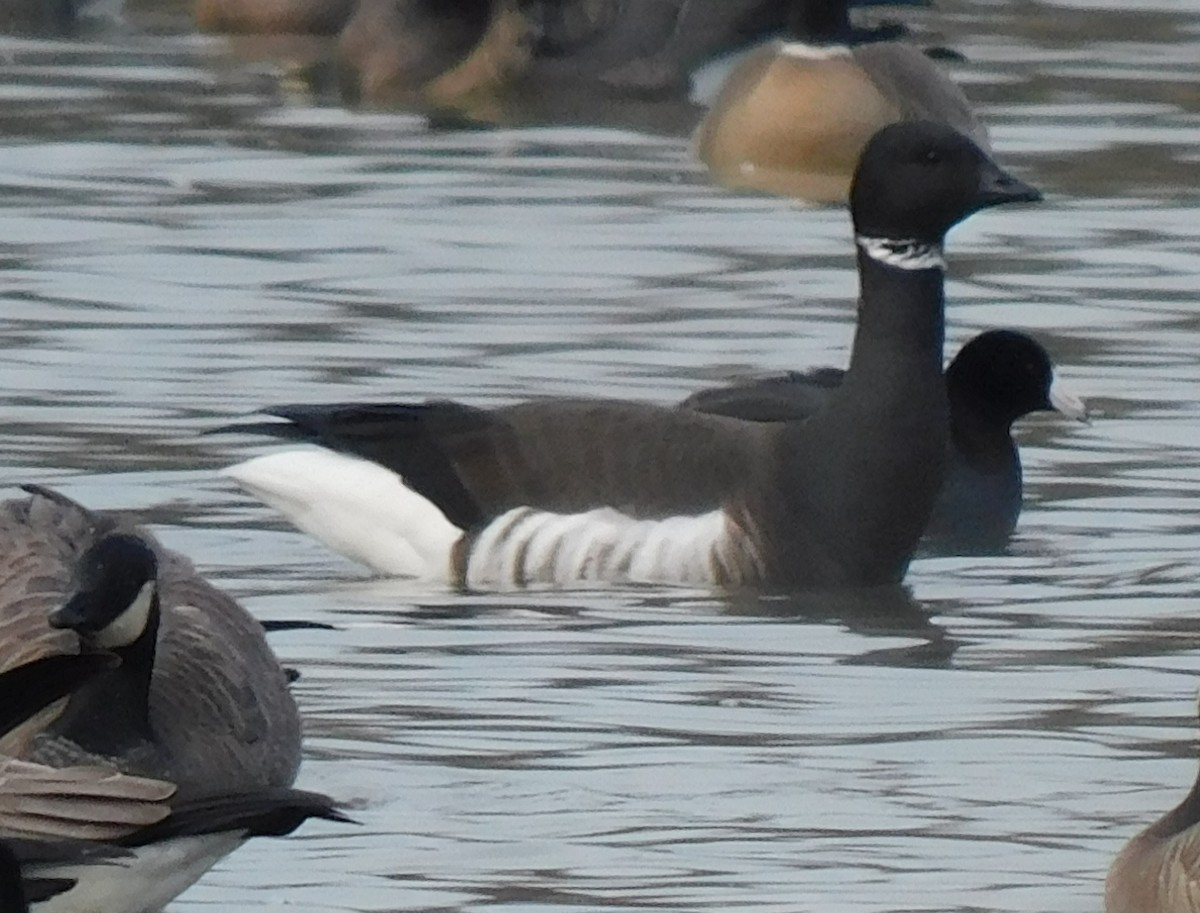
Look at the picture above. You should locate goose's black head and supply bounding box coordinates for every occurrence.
[947,330,1087,428]
[50,534,160,652]
[850,121,1041,246]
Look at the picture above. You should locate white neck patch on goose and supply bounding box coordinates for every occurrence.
[856,237,946,271]
[95,580,156,649]
[779,42,851,61]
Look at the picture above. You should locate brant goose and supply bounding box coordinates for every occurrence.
[681,330,1089,554]
[220,121,1040,590]
[1106,693,1200,913]
[0,654,346,913]
[694,0,988,202]
[0,486,300,799]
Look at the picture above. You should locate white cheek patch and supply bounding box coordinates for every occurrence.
[856,236,946,271]
[94,580,156,649]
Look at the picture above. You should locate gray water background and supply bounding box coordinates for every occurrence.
[2,1,1200,910]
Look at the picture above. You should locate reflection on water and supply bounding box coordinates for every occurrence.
[2,1,1200,911]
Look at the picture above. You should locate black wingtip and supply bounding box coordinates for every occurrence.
[204,420,313,441]
[19,483,85,509]
[123,788,355,846]
[260,620,338,633]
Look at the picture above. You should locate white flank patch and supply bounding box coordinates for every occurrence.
[94,580,156,649]
[855,236,946,271]
[31,832,244,913]
[463,507,763,589]
[223,448,461,579]
[778,41,851,61]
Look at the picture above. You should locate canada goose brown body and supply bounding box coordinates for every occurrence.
[194,0,357,35]
[1107,703,1200,913]
[0,488,301,800]
[695,4,987,201]
[332,0,919,111]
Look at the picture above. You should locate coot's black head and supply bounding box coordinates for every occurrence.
[947,330,1087,427]
[850,121,1041,244]
[50,534,160,650]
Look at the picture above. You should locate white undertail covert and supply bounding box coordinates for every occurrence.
[224,449,765,587]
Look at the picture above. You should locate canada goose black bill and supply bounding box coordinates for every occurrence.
[42,535,162,762]
[49,534,158,652]
[219,122,1039,591]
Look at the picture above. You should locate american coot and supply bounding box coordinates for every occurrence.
[0,654,346,913]
[219,121,1040,590]
[680,330,1088,555]
[0,486,300,799]
[1106,694,1200,913]
[694,0,987,202]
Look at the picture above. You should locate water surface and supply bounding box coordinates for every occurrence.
[2,2,1200,911]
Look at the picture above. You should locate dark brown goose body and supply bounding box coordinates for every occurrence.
[221,122,1040,589]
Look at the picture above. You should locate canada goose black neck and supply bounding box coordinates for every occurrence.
[47,534,161,753]
[1144,753,1200,841]
[0,844,27,913]
[786,0,851,45]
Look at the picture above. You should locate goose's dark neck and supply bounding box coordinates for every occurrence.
[786,0,850,44]
[0,845,26,913]
[845,247,946,382]
[52,597,159,755]
[1148,755,1200,840]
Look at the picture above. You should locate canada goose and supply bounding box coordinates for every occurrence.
[681,330,1089,554]
[694,0,988,202]
[0,485,300,799]
[333,0,923,110]
[194,0,357,35]
[336,0,531,111]
[0,653,347,912]
[1105,692,1200,913]
[218,122,1040,590]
